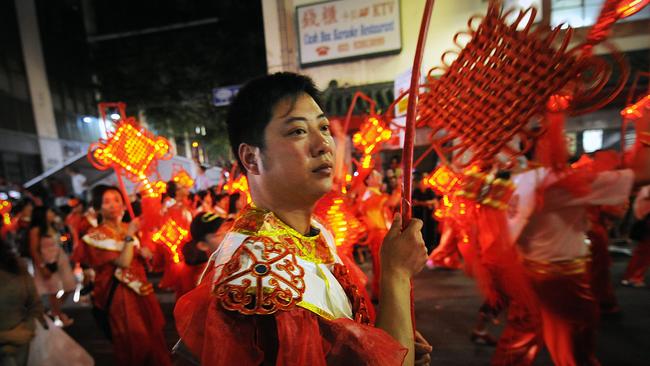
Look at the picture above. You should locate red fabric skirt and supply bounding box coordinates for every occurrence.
[175,280,406,366]
[109,285,172,366]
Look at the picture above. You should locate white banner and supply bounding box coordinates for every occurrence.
[296,0,402,66]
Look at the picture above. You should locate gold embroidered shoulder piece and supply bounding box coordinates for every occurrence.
[214,236,305,315]
[231,205,335,264]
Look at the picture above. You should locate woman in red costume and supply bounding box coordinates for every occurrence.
[82,185,171,366]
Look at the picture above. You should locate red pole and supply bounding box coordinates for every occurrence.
[402,0,435,227]
[115,170,136,220]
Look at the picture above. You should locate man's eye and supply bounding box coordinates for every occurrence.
[320,124,331,133]
[289,129,306,136]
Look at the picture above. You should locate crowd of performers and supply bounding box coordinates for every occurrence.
[1,71,650,366]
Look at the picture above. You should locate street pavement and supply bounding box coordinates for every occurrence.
[62,254,650,366]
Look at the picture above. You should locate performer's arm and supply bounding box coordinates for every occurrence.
[113,220,139,268]
[376,214,427,366]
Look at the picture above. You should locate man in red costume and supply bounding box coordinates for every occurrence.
[174,72,430,366]
[492,106,650,366]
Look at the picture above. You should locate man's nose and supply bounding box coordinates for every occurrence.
[310,132,334,157]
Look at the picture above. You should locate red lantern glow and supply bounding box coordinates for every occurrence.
[0,200,11,226]
[152,218,188,264]
[423,166,460,196]
[89,118,171,181]
[172,169,194,189]
[352,117,392,155]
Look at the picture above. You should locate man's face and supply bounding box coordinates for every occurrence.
[256,93,335,205]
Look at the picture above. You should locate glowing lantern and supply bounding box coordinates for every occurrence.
[141,180,167,198]
[88,117,172,199]
[352,116,392,155]
[172,169,194,189]
[314,192,364,248]
[224,175,251,203]
[621,94,650,119]
[423,166,460,196]
[0,200,11,226]
[152,218,188,264]
[89,118,171,180]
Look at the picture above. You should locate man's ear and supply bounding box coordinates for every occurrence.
[238,143,260,175]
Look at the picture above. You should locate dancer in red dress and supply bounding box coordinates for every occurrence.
[493,107,650,366]
[83,185,171,366]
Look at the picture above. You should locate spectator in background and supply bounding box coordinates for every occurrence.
[412,171,439,253]
[66,168,87,200]
[194,164,211,192]
[176,213,231,298]
[29,206,76,327]
[386,155,403,179]
[0,238,43,366]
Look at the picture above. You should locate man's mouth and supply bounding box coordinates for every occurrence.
[312,162,333,174]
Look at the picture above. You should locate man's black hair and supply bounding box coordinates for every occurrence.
[226,72,323,173]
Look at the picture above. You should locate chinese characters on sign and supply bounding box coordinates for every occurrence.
[296,0,402,66]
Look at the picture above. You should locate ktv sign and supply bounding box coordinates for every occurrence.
[296,0,402,67]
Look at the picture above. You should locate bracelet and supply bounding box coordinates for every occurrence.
[124,235,135,244]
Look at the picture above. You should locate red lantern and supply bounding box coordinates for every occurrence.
[152,218,189,264]
[0,200,11,226]
[224,174,250,203]
[314,192,364,248]
[352,116,392,155]
[423,166,460,197]
[89,118,171,180]
[172,169,194,189]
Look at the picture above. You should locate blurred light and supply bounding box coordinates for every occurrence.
[201,126,207,136]
[110,113,121,120]
[56,289,65,299]
[195,126,201,134]
[82,116,93,123]
[192,141,199,147]
[8,190,20,199]
[0,193,8,200]
[583,130,603,153]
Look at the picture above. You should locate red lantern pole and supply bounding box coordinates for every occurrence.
[115,170,136,219]
[402,0,435,226]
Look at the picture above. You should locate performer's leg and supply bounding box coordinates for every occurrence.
[622,238,650,285]
[587,230,618,313]
[491,299,541,366]
[529,270,600,366]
